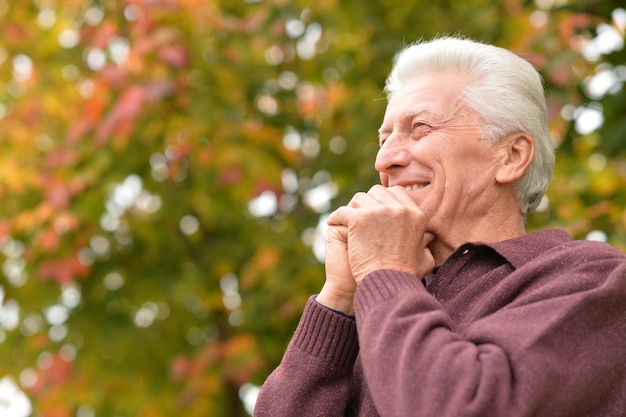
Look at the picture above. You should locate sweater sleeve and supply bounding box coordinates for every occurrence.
[354,261,626,417]
[254,296,360,417]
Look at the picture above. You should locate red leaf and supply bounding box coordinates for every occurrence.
[95,85,146,144]
[170,355,192,380]
[100,64,130,88]
[37,256,90,285]
[66,92,106,143]
[219,167,242,185]
[144,81,176,102]
[66,118,94,144]
[44,149,79,169]
[158,44,190,68]
[6,23,27,43]
[26,354,74,398]
[560,13,594,41]
[253,178,280,196]
[46,354,73,385]
[549,65,574,87]
[38,228,60,252]
[42,179,72,210]
[88,20,118,49]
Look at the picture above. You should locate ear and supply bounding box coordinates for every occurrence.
[495,133,534,185]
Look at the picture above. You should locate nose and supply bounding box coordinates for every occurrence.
[375,134,411,175]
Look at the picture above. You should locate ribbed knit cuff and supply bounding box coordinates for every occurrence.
[354,269,426,316]
[290,296,359,371]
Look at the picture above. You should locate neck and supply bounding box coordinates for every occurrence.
[428,208,526,266]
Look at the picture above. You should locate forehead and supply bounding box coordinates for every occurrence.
[387,72,466,113]
[381,74,468,128]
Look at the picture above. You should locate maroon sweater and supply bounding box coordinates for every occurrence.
[254,230,626,417]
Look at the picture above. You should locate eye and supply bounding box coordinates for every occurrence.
[410,122,431,139]
[378,131,390,147]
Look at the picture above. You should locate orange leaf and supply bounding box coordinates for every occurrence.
[0,221,11,238]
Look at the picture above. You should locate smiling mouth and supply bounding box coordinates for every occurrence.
[404,184,428,192]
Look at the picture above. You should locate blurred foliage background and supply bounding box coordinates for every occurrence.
[0,0,624,415]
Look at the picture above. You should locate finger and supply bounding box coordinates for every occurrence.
[387,185,420,207]
[326,224,348,242]
[345,186,403,211]
[347,190,379,209]
[419,246,436,278]
[366,184,410,208]
[423,232,436,247]
[373,184,420,208]
[327,205,356,226]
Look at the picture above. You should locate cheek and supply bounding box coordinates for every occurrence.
[446,145,494,177]
[445,159,497,202]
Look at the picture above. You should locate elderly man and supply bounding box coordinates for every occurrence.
[254,36,626,417]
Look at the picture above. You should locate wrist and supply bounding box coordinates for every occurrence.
[316,285,355,315]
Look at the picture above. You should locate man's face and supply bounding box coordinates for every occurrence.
[376,72,504,239]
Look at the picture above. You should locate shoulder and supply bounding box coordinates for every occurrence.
[502,229,626,269]
[543,237,626,267]
[512,237,626,301]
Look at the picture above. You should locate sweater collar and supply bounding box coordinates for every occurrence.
[478,229,572,270]
[425,229,572,290]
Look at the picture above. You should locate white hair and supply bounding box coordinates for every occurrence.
[385,36,555,215]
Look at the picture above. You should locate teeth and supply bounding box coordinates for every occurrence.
[404,184,426,191]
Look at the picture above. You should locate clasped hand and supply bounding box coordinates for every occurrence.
[317,185,435,314]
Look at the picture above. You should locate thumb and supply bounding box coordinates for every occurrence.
[423,232,436,246]
[326,224,348,244]
[418,245,436,278]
